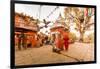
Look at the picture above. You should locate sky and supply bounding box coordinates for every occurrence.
[15,3,94,36]
[15,3,66,35]
[15,3,65,21]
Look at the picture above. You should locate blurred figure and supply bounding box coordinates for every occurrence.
[51,34,56,50]
[55,33,63,50]
[62,28,69,51]
[18,32,27,50]
[52,32,64,53]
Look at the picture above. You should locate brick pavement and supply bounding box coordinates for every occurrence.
[15,42,94,66]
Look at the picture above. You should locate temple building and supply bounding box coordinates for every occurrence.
[15,12,41,48]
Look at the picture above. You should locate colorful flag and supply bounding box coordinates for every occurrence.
[84,8,88,16]
[88,8,92,16]
[84,8,94,16]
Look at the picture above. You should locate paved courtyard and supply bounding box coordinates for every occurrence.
[15,42,94,66]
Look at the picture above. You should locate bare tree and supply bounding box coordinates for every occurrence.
[64,7,94,42]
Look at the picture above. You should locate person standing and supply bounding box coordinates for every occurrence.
[53,32,63,52]
[51,34,56,50]
[18,32,27,50]
[18,34,21,50]
[62,29,69,51]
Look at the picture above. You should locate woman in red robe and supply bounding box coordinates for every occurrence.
[55,33,63,50]
[62,29,69,51]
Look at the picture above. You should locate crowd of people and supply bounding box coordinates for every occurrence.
[51,29,69,53]
[15,28,70,53]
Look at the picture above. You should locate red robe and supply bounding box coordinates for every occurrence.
[63,32,69,50]
[55,36,63,50]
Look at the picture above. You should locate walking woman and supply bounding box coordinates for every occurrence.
[55,33,63,50]
[52,32,63,53]
[62,29,69,51]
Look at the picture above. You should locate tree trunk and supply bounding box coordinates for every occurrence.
[79,30,84,42]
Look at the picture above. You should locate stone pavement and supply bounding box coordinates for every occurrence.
[15,42,94,66]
